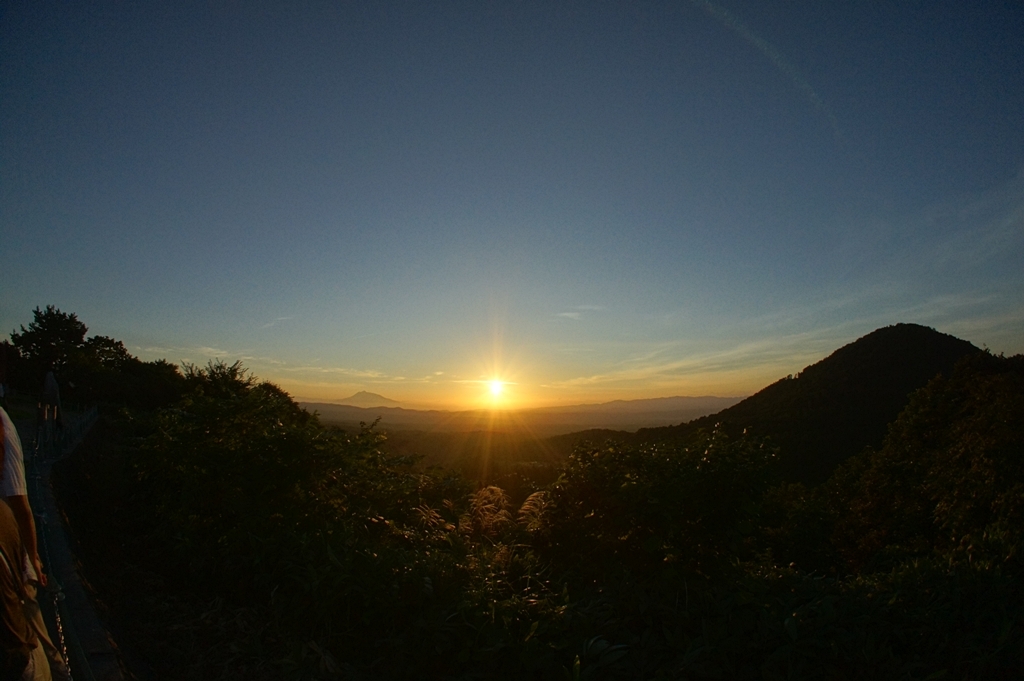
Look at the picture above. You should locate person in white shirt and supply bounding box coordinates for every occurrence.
[1,406,68,681]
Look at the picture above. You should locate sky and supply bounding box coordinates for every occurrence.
[2,1,1023,409]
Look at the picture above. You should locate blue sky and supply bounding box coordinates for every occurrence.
[2,1,1022,408]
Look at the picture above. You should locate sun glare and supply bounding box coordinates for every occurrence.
[489,380,504,396]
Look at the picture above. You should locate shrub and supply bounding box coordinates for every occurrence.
[540,427,777,585]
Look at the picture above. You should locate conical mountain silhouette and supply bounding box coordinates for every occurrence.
[636,323,980,483]
[337,391,401,408]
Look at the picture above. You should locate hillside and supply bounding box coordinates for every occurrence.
[20,307,1019,679]
[635,323,981,483]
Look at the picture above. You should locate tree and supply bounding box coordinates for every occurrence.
[8,307,186,408]
[832,352,1024,573]
[9,305,87,373]
[541,427,777,584]
[84,335,135,370]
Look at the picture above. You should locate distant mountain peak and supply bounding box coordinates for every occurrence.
[337,391,401,408]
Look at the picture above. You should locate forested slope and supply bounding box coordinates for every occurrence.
[7,308,1021,679]
[636,323,980,482]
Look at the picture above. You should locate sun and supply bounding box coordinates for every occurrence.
[489,380,504,396]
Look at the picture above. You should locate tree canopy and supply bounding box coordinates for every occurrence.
[20,306,1021,679]
[6,305,184,408]
[9,305,88,373]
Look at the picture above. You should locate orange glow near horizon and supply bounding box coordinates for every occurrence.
[269,369,767,411]
[260,326,800,410]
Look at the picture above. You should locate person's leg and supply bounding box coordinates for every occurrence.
[28,643,49,681]
[19,647,33,681]
[23,584,68,681]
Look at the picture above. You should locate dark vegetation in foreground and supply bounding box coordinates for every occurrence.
[5,308,1023,679]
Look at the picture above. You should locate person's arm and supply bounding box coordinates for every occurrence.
[4,495,45,587]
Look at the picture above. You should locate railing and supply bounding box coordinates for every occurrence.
[30,406,102,681]
[33,405,98,464]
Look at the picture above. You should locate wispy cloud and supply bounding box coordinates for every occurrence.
[134,342,425,388]
[195,346,229,357]
[261,316,293,329]
[549,276,1024,394]
[554,305,605,321]
[837,170,1024,292]
[139,343,259,368]
[238,354,285,366]
[282,365,386,379]
[920,172,1024,274]
[548,329,835,391]
[277,364,452,385]
[689,0,842,139]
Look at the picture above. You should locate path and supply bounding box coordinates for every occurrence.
[17,409,125,681]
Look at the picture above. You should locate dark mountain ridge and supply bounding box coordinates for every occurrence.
[635,323,981,483]
[302,395,741,436]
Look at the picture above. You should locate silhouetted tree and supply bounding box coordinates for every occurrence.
[84,335,134,370]
[833,351,1024,573]
[9,305,88,376]
[8,307,186,409]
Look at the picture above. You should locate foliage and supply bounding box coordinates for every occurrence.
[99,360,538,676]
[34,304,1023,679]
[6,305,186,409]
[833,351,1024,573]
[9,305,88,373]
[636,323,980,483]
[541,428,776,584]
